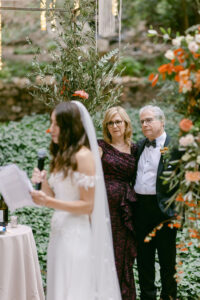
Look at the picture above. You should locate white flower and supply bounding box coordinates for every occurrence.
[148,29,158,35]
[179,134,194,147]
[163,34,170,40]
[36,75,56,85]
[172,36,184,47]
[164,50,175,60]
[188,41,199,53]
[185,34,194,43]
[182,153,191,161]
[197,155,200,164]
[195,34,200,43]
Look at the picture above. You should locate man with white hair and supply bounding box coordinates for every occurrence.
[134,105,179,300]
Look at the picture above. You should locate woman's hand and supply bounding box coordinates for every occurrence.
[98,146,103,158]
[31,190,48,206]
[31,168,47,185]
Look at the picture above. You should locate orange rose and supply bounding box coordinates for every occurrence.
[185,171,200,182]
[179,118,193,132]
[72,90,89,99]
[176,194,184,202]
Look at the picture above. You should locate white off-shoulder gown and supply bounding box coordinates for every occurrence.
[46,171,95,300]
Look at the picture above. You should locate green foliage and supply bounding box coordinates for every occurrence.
[0,113,52,287]
[0,65,12,80]
[13,47,39,55]
[0,114,51,177]
[0,60,37,80]
[46,41,58,52]
[176,228,200,299]
[30,0,122,115]
[115,52,168,79]
[116,57,143,77]
[121,0,135,29]
[133,0,200,33]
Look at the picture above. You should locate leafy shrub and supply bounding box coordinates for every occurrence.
[116,57,144,77]
[0,113,50,176]
[0,113,51,286]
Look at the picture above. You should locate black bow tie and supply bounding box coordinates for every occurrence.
[145,139,156,148]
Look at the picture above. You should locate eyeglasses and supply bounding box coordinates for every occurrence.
[140,118,155,125]
[107,120,124,127]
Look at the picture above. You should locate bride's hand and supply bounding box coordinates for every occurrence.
[31,190,47,206]
[31,168,47,184]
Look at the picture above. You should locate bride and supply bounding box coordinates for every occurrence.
[31,101,121,300]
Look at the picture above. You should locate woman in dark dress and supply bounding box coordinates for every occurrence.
[98,106,137,300]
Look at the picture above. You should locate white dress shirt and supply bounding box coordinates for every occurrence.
[134,132,167,195]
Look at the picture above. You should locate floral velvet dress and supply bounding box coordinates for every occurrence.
[98,139,137,300]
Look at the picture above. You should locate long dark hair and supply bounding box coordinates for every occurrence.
[50,102,89,177]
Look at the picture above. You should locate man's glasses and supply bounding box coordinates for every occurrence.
[140,118,155,125]
[107,120,124,127]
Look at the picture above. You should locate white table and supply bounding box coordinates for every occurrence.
[0,224,45,300]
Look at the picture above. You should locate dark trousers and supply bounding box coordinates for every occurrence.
[135,194,177,300]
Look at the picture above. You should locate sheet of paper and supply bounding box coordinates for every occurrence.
[0,164,37,212]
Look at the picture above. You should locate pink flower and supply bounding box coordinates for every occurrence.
[179,134,194,146]
[185,171,200,182]
[72,90,89,99]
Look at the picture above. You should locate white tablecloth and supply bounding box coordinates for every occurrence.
[0,224,45,300]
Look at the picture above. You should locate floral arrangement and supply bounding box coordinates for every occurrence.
[148,27,200,118]
[147,27,200,279]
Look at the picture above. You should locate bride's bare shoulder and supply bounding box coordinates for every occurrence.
[75,147,95,175]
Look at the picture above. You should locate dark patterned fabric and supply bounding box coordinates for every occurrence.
[98,139,137,300]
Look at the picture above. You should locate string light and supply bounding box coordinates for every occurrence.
[112,0,118,16]
[0,0,2,70]
[50,0,56,31]
[74,0,80,10]
[73,0,80,17]
[40,0,46,31]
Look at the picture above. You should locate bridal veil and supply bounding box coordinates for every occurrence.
[73,101,122,300]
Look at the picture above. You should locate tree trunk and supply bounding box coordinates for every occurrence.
[181,0,189,30]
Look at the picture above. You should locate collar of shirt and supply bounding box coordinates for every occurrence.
[134,131,167,194]
[155,131,166,148]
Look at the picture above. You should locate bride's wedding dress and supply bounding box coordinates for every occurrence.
[47,171,95,300]
[46,101,122,300]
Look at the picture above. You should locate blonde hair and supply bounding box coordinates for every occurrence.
[102,106,132,145]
